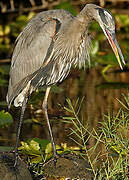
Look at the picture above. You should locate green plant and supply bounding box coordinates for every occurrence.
[17,93,129,179]
[62,95,129,179]
[0,110,13,127]
[63,98,100,178]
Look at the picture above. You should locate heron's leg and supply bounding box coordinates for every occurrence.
[14,90,30,167]
[42,87,78,167]
[42,86,57,159]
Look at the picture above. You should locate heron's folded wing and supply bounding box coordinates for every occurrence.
[7,16,61,106]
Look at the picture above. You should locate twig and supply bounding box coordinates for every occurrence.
[0,59,11,63]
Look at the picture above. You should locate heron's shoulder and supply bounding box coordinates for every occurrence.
[32,9,74,23]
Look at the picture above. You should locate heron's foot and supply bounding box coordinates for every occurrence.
[14,152,18,167]
[8,149,19,167]
[0,149,19,168]
[43,153,78,168]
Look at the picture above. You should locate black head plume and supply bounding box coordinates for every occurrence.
[96,7,115,28]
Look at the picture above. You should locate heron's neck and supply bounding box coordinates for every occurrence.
[76,7,93,27]
[59,14,91,52]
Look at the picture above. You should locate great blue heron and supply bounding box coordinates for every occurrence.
[7,4,125,166]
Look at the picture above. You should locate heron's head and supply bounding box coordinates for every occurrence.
[86,4,125,69]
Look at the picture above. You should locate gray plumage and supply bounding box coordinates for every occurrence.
[7,9,91,107]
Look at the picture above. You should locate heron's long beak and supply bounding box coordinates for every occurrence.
[102,27,125,69]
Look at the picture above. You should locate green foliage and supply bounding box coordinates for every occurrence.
[63,98,99,178]
[19,138,56,164]
[0,146,13,152]
[0,25,11,52]
[19,139,45,163]
[10,12,35,38]
[0,78,8,87]
[0,25,10,36]
[18,137,82,165]
[100,111,129,154]
[17,93,129,179]
[0,65,10,75]
[116,14,129,32]
[62,95,129,179]
[90,39,99,56]
[55,1,77,16]
[0,65,10,86]
[90,21,102,32]
[0,110,13,127]
[0,12,35,54]
[51,85,64,94]
[63,97,88,148]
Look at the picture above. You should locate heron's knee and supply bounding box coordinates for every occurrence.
[42,100,48,111]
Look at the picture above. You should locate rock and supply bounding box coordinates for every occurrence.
[0,153,32,180]
[43,154,94,179]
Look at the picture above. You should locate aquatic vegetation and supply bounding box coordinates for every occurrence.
[14,93,129,179]
[63,96,129,179]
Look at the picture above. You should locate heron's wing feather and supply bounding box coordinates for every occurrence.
[7,16,61,105]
